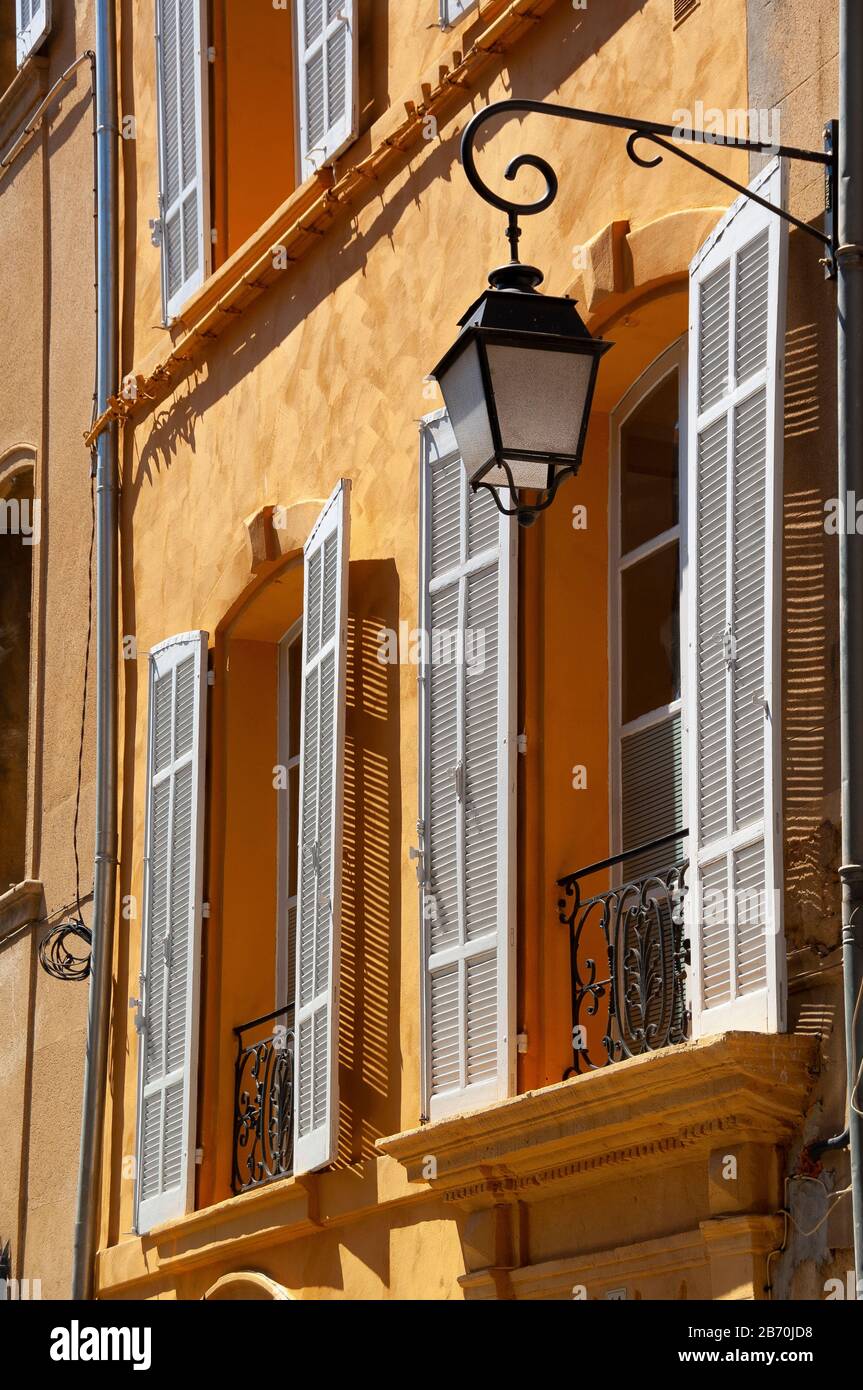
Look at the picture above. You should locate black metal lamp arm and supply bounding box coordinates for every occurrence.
[461,98,837,271]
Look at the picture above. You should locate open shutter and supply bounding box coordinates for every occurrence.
[16,0,51,65]
[295,0,358,180]
[687,159,787,1037]
[440,1,476,27]
[419,411,517,1122]
[135,632,208,1234]
[293,479,351,1175]
[155,0,210,323]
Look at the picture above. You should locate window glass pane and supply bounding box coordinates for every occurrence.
[620,371,679,554]
[621,542,680,724]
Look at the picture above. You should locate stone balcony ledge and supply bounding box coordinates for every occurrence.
[377,1032,819,1202]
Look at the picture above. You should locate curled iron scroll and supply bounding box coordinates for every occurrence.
[461,103,560,221]
[625,130,664,170]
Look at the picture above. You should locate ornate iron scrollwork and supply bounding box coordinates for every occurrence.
[233,1006,295,1193]
[460,98,835,272]
[557,834,690,1076]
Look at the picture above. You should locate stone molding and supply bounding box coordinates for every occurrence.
[378,1033,818,1204]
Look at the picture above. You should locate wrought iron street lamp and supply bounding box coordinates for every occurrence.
[431,241,611,527]
[431,97,837,527]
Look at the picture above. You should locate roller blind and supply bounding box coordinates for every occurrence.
[419,412,517,1122]
[686,159,787,1036]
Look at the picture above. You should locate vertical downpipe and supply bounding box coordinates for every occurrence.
[837,0,863,1290]
[71,0,119,1301]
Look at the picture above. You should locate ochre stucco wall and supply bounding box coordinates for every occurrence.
[100,0,778,1298]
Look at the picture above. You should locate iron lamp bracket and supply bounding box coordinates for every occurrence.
[461,99,838,279]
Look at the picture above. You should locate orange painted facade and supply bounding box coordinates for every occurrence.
[1,0,853,1304]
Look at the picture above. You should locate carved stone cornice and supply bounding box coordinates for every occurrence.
[377,1033,818,1204]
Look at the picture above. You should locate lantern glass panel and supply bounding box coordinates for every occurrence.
[480,458,554,489]
[436,339,495,478]
[485,342,595,458]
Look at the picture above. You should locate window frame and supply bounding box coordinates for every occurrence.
[276,617,303,1012]
[608,337,689,868]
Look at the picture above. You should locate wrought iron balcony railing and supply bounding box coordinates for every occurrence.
[557,830,690,1077]
[233,1005,295,1194]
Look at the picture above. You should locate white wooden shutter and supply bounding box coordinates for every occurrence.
[155,0,210,323]
[16,0,51,65]
[295,0,358,181]
[440,0,476,27]
[419,411,517,1122]
[135,632,208,1234]
[687,159,787,1037]
[293,479,351,1174]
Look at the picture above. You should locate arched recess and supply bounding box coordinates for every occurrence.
[203,1271,295,1301]
[0,446,38,891]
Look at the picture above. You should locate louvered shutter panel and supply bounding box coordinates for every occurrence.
[687,159,787,1036]
[135,632,208,1234]
[155,0,210,322]
[16,0,51,66]
[440,0,476,26]
[621,714,685,881]
[296,0,358,180]
[419,412,517,1122]
[293,480,351,1174]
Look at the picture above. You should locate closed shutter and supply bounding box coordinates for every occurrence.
[293,479,351,1175]
[440,0,476,26]
[419,411,517,1122]
[686,159,787,1036]
[155,0,210,322]
[135,632,208,1234]
[16,0,51,65]
[295,0,358,181]
[621,713,685,881]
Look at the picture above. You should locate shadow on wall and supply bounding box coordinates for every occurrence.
[125,0,649,497]
[338,559,402,1163]
[781,228,841,957]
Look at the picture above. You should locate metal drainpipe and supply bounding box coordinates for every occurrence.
[837,0,863,1292]
[71,0,119,1302]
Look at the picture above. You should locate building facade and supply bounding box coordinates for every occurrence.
[0,0,97,1300]
[2,0,855,1302]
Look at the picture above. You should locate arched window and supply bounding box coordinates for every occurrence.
[0,453,36,891]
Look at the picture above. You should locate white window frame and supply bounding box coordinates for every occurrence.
[608,338,689,869]
[276,617,303,1010]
